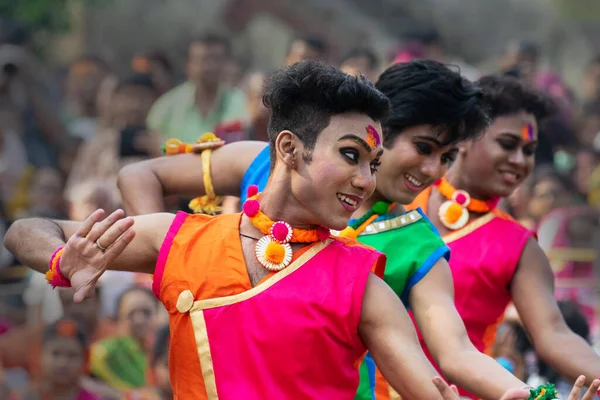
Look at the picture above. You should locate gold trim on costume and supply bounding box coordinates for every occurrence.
[190,309,219,399]
[358,211,422,236]
[443,212,496,244]
[191,239,332,311]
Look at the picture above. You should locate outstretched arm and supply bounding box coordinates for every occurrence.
[117,141,268,215]
[410,260,526,400]
[359,273,446,400]
[4,209,174,301]
[512,238,600,387]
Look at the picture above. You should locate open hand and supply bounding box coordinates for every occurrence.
[432,377,460,400]
[60,209,135,303]
[568,376,600,400]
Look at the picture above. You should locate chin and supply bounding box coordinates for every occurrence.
[324,214,353,231]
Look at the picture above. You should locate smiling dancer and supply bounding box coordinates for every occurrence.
[116,61,546,400]
[408,74,600,398]
[4,60,499,400]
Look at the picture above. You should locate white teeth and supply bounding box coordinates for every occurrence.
[337,194,358,206]
[404,173,423,187]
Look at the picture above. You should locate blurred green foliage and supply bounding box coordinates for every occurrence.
[0,0,107,33]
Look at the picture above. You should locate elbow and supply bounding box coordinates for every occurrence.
[438,353,461,383]
[117,163,138,193]
[3,220,22,254]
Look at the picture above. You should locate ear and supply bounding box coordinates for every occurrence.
[274,130,300,169]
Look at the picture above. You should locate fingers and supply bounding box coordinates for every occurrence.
[95,216,134,251]
[432,377,459,400]
[85,209,125,243]
[582,378,600,400]
[498,388,530,400]
[103,229,136,263]
[74,209,106,239]
[450,384,459,396]
[568,376,586,400]
[73,282,97,304]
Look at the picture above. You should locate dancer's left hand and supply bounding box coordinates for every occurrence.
[568,376,600,400]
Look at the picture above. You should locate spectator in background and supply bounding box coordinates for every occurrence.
[131,50,174,95]
[402,28,480,81]
[3,318,102,399]
[243,71,269,141]
[124,324,172,400]
[516,165,577,229]
[527,301,595,399]
[65,73,161,198]
[579,100,600,150]
[147,32,248,143]
[0,114,32,220]
[22,168,68,220]
[339,47,380,82]
[90,287,158,391]
[500,40,539,85]
[580,55,600,103]
[283,36,327,66]
[0,22,77,173]
[63,55,111,142]
[0,287,115,384]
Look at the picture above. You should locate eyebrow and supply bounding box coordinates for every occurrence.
[414,135,443,147]
[339,134,378,153]
[500,132,539,143]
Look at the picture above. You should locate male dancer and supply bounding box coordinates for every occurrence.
[118,61,536,399]
[5,61,506,400]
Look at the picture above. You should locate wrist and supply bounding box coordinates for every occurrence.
[46,246,71,288]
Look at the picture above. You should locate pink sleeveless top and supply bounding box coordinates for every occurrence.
[408,188,535,399]
[154,212,386,399]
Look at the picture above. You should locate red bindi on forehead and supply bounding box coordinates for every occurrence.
[520,123,536,142]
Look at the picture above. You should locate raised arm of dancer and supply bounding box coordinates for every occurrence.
[117,141,268,215]
[4,209,172,302]
[410,260,527,400]
[512,238,600,387]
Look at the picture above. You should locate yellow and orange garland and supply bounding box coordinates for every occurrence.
[243,185,330,271]
[435,177,498,230]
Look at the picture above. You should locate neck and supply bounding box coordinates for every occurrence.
[258,182,319,230]
[445,167,493,201]
[194,81,219,100]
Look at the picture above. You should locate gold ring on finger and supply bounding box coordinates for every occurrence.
[96,238,108,251]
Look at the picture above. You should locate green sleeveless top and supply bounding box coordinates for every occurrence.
[354,207,450,400]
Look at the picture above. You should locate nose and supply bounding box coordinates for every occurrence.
[419,156,445,180]
[351,167,376,195]
[508,149,528,168]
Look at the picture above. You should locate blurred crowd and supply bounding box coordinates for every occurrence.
[0,16,599,400]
